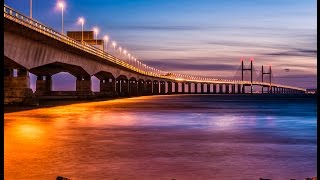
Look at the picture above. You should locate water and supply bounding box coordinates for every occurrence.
[4,94,317,180]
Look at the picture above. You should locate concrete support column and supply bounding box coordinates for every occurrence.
[138,81,145,96]
[212,84,216,94]
[129,80,138,96]
[194,83,198,93]
[237,84,241,94]
[181,83,185,93]
[174,82,179,94]
[116,79,129,97]
[200,83,204,94]
[100,78,116,96]
[76,76,92,96]
[160,81,165,94]
[145,81,152,95]
[4,68,33,104]
[35,75,52,96]
[167,81,172,94]
[242,84,246,94]
[122,79,129,96]
[188,83,192,94]
[225,84,230,94]
[116,80,121,95]
[219,84,223,94]
[153,81,159,94]
[207,84,210,94]
[231,84,235,94]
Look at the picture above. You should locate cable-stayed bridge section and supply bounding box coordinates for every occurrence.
[3,5,306,104]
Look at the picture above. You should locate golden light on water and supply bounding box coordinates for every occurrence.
[16,124,44,139]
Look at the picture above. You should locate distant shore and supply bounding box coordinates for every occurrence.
[4,93,316,113]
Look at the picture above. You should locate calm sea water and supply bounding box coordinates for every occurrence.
[4,94,317,180]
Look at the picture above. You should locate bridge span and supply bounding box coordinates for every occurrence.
[3,5,306,104]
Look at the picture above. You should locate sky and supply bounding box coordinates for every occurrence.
[4,0,317,89]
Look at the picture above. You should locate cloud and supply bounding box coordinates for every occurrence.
[275,74,316,79]
[144,59,239,71]
[109,25,203,31]
[262,48,317,57]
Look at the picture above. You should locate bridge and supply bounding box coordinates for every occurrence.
[3,5,306,104]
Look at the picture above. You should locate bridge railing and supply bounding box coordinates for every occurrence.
[3,5,306,92]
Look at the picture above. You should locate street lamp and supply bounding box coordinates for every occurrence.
[57,1,65,34]
[112,41,116,50]
[78,17,85,42]
[103,35,109,52]
[119,46,122,53]
[93,27,99,45]
[30,0,32,18]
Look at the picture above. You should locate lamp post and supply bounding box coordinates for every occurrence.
[78,17,85,42]
[112,41,116,51]
[128,53,131,63]
[123,50,127,57]
[58,2,65,34]
[103,35,109,52]
[30,0,32,18]
[93,27,99,45]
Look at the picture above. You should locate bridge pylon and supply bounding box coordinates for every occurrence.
[241,58,253,93]
[261,65,272,93]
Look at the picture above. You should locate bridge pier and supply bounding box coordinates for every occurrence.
[194,83,198,94]
[145,80,152,95]
[76,76,93,97]
[218,84,223,94]
[4,68,34,104]
[207,84,210,94]
[225,84,230,94]
[137,80,145,96]
[35,75,52,96]
[175,82,180,94]
[200,83,204,94]
[188,83,192,94]
[181,82,185,93]
[116,78,129,97]
[231,84,235,94]
[167,81,172,94]
[100,78,116,96]
[160,81,165,94]
[212,84,216,94]
[129,79,138,96]
[153,80,159,94]
[237,84,242,94]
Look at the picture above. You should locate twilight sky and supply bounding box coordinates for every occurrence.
[5,0,317,89]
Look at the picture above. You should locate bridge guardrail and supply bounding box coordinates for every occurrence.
[3,5,306,92]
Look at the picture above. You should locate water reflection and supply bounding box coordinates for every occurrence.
[4,95,317,180]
